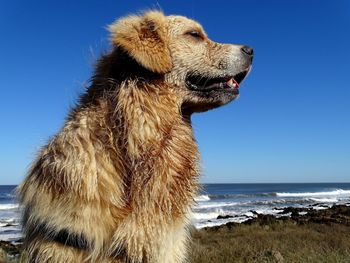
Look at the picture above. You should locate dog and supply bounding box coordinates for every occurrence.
[18,11,253,263]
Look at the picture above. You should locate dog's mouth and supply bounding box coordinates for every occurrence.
[185,71,248,94]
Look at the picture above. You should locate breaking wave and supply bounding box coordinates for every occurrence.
[0,204,19,210]
[194,195,211,202]
[276,189,350,197]
[195,189,350,202]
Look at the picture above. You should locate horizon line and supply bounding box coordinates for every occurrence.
[1,181,350,186]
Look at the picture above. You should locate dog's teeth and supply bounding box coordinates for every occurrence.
[227,78,240,89]
[226,78,237,88]
[232,78,240,89]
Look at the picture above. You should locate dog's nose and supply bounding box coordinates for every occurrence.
[241,46,254,56]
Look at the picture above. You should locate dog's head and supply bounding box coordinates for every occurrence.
[109,11,253,114]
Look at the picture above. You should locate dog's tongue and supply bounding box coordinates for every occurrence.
[227,78,240,89]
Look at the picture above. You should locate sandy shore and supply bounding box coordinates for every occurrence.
[1,205,350,262]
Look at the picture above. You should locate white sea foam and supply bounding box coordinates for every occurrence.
[0,204,19,210]
[194,195,210,202]
[192,212,222,220]
[310,197,338,203]
[195,216,252,229]
[0,223,19,228]
[313,206,331,210]
[278,212,292,217]
[1,218,18,223]
[0,232,22,242]
[195,201,238,209]
[255,207,282,215]
[0,217,19,225]
[191,188,350,228]
[276,189,350,197]
[0,193,15,198]
[0,219,22,242]
[244,211,255,217]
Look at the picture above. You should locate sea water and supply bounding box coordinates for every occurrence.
[193,183,350,228]
[1,183,350,241]
[0,185,21,242]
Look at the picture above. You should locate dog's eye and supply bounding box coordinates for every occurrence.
[185,31,203,40]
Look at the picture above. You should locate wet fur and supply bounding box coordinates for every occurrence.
[18,11,250,263]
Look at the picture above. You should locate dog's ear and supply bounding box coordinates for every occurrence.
[109,11,172,74]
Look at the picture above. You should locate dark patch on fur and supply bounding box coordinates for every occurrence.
[22,204,32,228]
[110,245,128,260]
[65,46,166,126]
[78,47,163,107]
[23,153,68,197]
[24,219,91,250]
[53,228,90,250]
[27,248,39,263]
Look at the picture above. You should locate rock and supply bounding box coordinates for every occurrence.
[278,207,309,216]
[272,250,284,263]
[224,222,238,229]
[217,215,233,220]
[249,210,259,215]
[240,205,350,226]
[245,214,279,225]
[311,203,328,208]
[0,240,21,260]
[198,205,350,235]
[330,205,350,216]
[0,248,7,262]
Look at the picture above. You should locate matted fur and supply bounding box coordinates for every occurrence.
[18,11,252,263]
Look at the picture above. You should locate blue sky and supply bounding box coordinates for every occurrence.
[0,0,349,185]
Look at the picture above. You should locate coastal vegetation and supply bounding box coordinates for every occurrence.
[1,205,350,263]
[189,205,350,263]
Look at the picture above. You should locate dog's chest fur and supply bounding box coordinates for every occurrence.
[19,80,200,262]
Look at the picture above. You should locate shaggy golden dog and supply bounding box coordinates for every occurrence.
[18,11,253,263]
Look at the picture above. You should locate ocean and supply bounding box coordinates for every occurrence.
[0,185,21,242]
[194,183,350,228]
[1,183,350,241]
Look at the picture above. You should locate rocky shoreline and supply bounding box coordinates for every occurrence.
[0,240,21,262]
[190,204,350,263]
[1,204,350,262]
[210,204,350,230]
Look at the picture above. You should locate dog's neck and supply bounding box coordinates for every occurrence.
[69,49,200,216]
[114,82,182,156]
[74,81,200,216]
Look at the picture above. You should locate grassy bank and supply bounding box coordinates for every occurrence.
[189,219,350,263]
[2,206,350,262]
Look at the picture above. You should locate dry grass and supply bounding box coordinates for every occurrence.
[189,221,350,263]
[1,221,350,262]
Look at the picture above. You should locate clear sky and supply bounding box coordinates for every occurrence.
[0,0,349,185]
